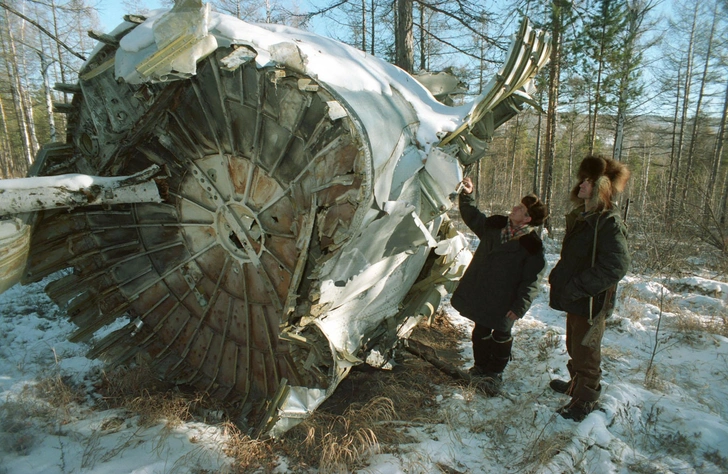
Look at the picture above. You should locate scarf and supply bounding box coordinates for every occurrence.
[500,221,531,244]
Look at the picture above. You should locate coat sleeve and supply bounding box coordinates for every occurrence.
[510,249,547,318]
[459,192,488,239]
[562,216,630,303]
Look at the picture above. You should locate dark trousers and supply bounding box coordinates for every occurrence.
[472,323,512,373]
[565,312,605,402]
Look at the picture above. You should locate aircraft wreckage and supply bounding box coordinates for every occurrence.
[0,0,549,436]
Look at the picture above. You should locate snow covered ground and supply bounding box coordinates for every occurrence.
[1,238,727,473]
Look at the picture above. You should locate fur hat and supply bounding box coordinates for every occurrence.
[521,194,548,226]
[571,155,630,210]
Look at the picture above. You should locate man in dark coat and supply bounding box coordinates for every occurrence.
[548,155,631,421]
[451,177,547,388]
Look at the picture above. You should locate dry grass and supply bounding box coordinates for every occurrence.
[96,361,231,428]
[275,311,460,473]
[644,365,668,391]
[220,422,277,473]
[671,311,728,338]
[537,329,562,361]
[517,428,573,469]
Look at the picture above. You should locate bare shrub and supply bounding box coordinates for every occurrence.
[537,329,561,360]
[644,365,668,392]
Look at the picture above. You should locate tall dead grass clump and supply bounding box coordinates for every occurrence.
[280,397,397,473]
[220,421,277,473]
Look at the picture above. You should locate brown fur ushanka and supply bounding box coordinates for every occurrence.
[570,155,630,210]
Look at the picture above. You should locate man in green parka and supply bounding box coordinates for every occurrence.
[548,155,631,421]
[452,177,548,389]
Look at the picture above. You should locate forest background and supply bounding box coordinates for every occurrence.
[0,0,727,271]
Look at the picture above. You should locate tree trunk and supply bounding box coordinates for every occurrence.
[681,4,717,210]
[641,140,651,213]
[533,110,543,196]
[711,81,728,225]
[395,0,414,73]
[40,50,57,143]
[1,16,33,170]
[370,0,375,54]
[542,0,565,234]
[0,97,12,178]
[419,2,426,71]
[361,0,366,51]
[508,117,520,199]
[670,5,697,214]
[18,5,39,155]
[665,66,682,219]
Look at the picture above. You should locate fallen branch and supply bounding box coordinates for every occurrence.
[402,338,501,397]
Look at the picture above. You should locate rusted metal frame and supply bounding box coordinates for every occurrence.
[209,56,236,155]
[251,71,267,166]
[283,197,317,320]
[167,110,213,168]
[86,222,215,231]
[178,329,215,386]
[242,157,256,205]
[267,95,310,178]
[191,79,224,156]
[86,293,170,359]
[34,235,138,264]
[261,305,281,383]
[175,145,284,310]
[165,114,281,316]
[184,152,284,310]
[280,352,304,386]
[167,191,217,215]
[166,255,232,379]
[99,241,219,350]
[156,314,194,370]
[69,266,156,341]
[218,345,239,400]
[257,228,295,239]
[65,240,183,290]
[239,261,252,405]
[300,112,331,154]
[203,295,235,393]
[309,174,356,193]
[254,377,290,437]
[255,132,345,218]
[118,288,194,368]
[260,247,294,276]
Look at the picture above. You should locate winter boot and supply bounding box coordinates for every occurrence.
[485,335,512,374]
[471,328,494,373]
[549,379,572,394]
[557,398,596,422]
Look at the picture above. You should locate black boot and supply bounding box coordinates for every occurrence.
[471,326,494,374]
[485,335,512,375]
[557,398,596,421]
[549,379,572,394]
